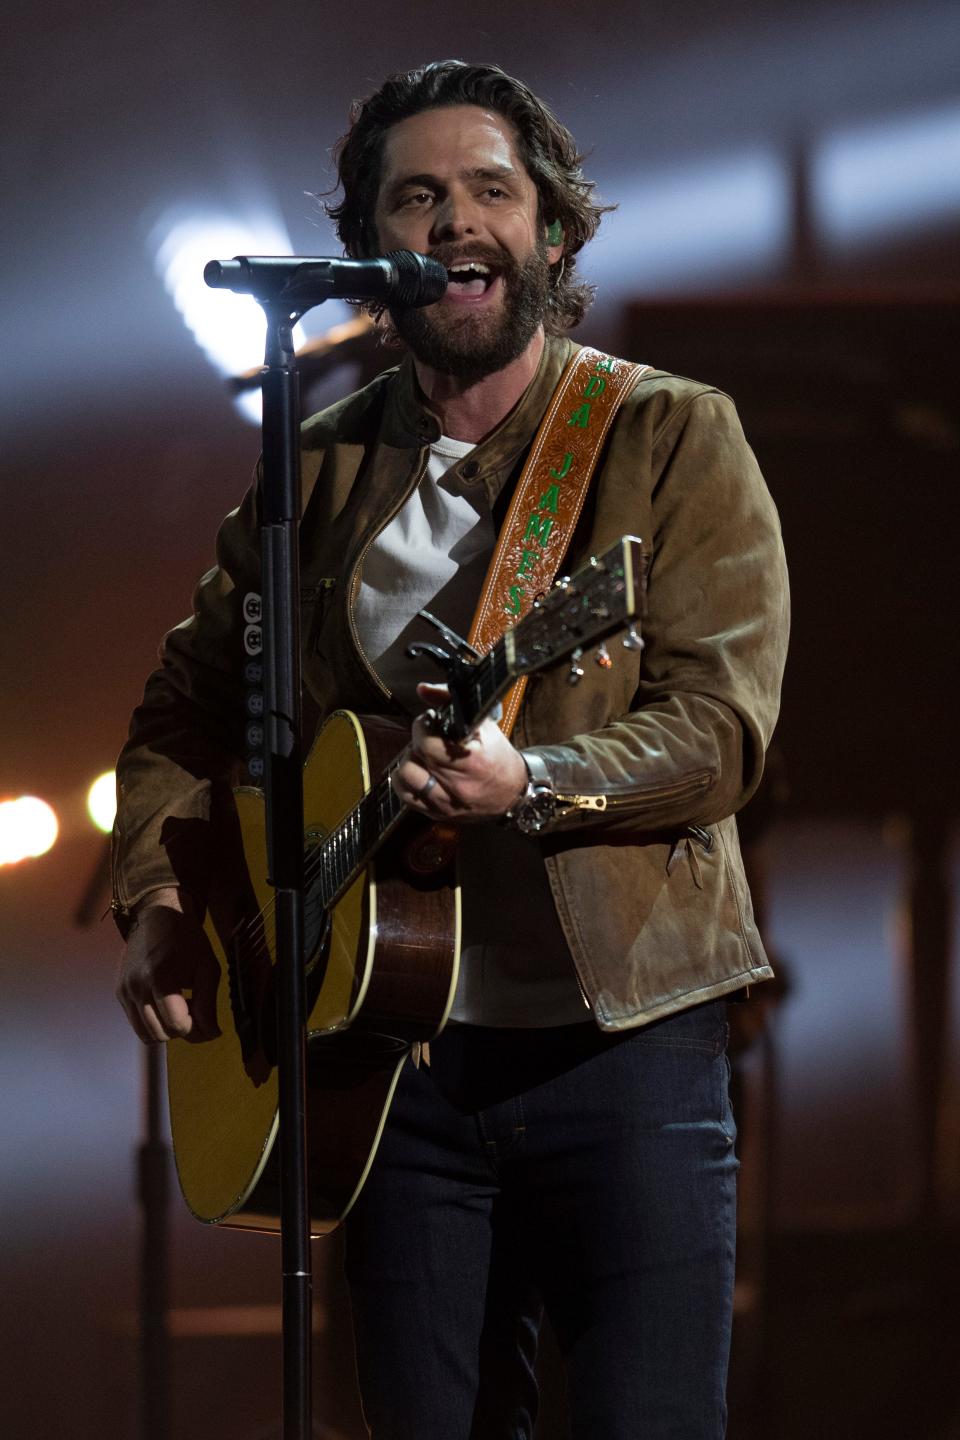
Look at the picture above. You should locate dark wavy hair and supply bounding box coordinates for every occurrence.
[326,60,611,333]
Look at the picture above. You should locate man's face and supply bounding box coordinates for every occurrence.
[372,105,562,382]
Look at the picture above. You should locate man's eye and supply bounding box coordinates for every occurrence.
[400,192,432,208]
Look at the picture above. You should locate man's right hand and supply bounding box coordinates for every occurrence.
[116,892,222,1045]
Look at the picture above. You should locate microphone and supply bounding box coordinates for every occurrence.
[203,250,447,308]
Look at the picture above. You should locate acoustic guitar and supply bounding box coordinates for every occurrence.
[166,536,645,1235]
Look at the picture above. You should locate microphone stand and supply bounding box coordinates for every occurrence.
[212,252,443,1439]
[257,299,313,1440]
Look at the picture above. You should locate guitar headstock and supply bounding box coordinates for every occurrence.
[419,535,647,740]
[507,535,646,676]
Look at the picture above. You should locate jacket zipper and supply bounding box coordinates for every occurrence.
[554,768,714,816]
[572,962,593,1012]
[345,451,431,699]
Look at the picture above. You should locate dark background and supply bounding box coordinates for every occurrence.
[1,2,958,1436]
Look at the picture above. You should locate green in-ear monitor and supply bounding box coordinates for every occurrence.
[546,220,563,246]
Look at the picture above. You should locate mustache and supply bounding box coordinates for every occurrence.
[427,241,514,274]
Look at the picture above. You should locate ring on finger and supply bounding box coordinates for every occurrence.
[414,774,439,800]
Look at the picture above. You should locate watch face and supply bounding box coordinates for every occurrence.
[516,787,556,834]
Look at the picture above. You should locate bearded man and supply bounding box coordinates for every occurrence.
[114,60,789,1440]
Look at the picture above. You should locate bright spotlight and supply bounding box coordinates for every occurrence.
[0,796,59,866]
[87,772,117,834]
[152,212,306,424]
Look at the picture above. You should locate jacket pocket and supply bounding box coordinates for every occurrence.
[666,824,715,889]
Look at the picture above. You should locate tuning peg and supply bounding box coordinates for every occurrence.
[567,647,584,685]
[622,625,644,651]
[595,642,613,669]
[554,575,571,590]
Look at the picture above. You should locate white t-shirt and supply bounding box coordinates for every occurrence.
[353,437,589,1027]
[354,435,492,714]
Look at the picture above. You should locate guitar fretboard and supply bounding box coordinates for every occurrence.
[307,642,511,913]
[298,534,640,932]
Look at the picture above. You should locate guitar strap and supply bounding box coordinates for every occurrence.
[466,346,650,737]
[415,347,650,1065]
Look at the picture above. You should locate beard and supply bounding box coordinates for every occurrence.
[387,239,551,386]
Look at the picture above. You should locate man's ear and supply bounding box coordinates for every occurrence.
[545,219,564,266]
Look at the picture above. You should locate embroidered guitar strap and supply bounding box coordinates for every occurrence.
[405,346,650,900]
[467,346,650,738]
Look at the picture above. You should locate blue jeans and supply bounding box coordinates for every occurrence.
[344,1001,738,1439]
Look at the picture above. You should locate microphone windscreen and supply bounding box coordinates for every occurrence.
[387,251,448,307]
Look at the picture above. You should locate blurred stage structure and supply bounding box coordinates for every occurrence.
[620,290,959,1440]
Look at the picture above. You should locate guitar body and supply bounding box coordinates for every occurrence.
[166,709,460,1236]
[164,536,644,1237]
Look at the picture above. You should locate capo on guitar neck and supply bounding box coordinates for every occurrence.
[405,610,484,740]
[412,609,482,661]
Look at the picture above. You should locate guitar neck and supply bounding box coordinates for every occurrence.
[311,534,644,911]
[313,641,514,910]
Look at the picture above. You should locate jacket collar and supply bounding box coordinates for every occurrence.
[381,334,578,498]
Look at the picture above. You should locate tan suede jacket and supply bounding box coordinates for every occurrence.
[113,335,789,1030]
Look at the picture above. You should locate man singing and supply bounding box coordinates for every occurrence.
[114,60,789,1438]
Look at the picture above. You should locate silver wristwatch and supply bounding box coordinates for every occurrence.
[503,752,558,835]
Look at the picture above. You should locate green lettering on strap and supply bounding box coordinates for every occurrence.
[523,513,554,547]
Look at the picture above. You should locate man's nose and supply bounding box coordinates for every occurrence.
[431,192,481,242]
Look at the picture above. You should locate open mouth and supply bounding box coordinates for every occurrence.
[445,261,498,298]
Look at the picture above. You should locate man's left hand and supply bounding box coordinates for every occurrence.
[393,683,528,820]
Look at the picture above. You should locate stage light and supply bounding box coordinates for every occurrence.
[0,796,59,866]
[87,772,117,834]
[814,102,960,248]
[152,211,307,424]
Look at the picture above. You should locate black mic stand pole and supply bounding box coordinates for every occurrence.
[212,252,444,1439]
[258,299,312,1440]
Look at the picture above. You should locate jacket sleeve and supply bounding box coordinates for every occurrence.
[111,485,261,931]
[524,389,790,835]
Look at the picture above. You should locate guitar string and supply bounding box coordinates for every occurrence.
[229,765,401,969]
[223,604,606,978]
[228,624,530,973]
[210,571,631,1041]
[226,643,509,972]
[222,598,604,979]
